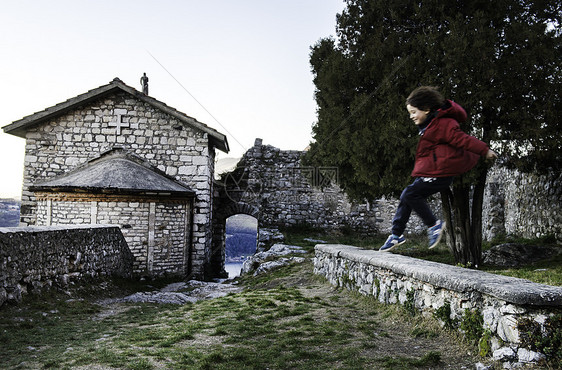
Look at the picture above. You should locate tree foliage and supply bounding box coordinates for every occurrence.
[306,0,561,201]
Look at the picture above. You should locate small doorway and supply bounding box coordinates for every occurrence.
[225,214,258,278]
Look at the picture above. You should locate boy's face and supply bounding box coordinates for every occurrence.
[406,104,430,126]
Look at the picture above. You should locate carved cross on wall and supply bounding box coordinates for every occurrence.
[109,108,138,135]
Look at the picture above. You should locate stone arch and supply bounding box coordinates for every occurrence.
[209,192,261,279]
[219,202,260,220]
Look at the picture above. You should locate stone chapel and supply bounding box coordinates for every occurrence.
[2,78,229,279]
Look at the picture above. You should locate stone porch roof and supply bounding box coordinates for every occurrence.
[30,148,195,197]
[2,78,229,153]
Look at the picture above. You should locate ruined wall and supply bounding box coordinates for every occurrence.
[219,139,441,236]
[483,166,562,243]
[220,139,380,234]
[378,164,562,243]
[21,91,213,278]
[0,225,133,307]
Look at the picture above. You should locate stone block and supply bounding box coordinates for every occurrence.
[497,315,519,343]
[192,156,207,165]
[178,166,196,176]
[482,307,499,332]
[500,304,525,315]
[65,157,81,167]
[194,181,209,190]
[24,155,38,163]
[493,347,516,362]
[517,348,545,363]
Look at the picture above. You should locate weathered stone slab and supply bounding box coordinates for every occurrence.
[316,244,562,306]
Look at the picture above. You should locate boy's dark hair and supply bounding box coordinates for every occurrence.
[406,86,446,112]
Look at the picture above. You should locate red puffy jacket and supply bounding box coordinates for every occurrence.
[411,100,490,177]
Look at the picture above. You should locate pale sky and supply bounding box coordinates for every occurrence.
[0,0,345,199]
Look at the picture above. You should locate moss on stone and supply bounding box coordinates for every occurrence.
[404,289,416,316]
[434,302,457,330]
[518,313,562,367]
[460,308,483,344]
[478,329,492,357]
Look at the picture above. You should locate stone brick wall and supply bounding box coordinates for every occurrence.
[315,244,562,366]
[221,140,380,234]
[21,91,214,278]
[0,225,133,307]
[153,202,190,276]
[377,164,562,243]
[483,165,562,243]
[34,193,191,277]
[201,149,216,277]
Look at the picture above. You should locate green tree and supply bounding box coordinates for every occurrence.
[305,0,561,266]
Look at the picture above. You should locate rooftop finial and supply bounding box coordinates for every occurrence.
[140,73,149,95]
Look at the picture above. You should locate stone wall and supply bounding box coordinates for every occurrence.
[377,164,562,243]
[483,166,562,243]
[222,140,560,244]
[0,225,133,307]
[218,139,443,236]
[34,193,191,277]
[21,91,214,278]
[219,139,381,234]
[315,244,562,366]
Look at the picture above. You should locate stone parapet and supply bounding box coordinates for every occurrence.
[0,225,133,307]
[314,244,562,365]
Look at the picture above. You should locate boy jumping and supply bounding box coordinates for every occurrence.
[380,86,497,252]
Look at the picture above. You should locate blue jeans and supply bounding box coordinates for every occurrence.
[391,177,453,236]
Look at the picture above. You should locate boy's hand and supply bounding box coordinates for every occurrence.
[485,149,498,160]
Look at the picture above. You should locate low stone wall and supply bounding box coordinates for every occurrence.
[0,224,133,307]
[314,244,562,366]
